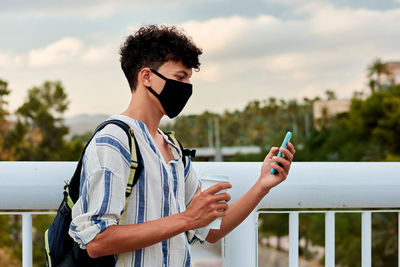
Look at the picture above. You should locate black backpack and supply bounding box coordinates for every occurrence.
[44,119,195,267]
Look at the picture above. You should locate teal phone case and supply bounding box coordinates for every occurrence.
[270,131,292,175]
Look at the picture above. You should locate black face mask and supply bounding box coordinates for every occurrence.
[146,68,193,118]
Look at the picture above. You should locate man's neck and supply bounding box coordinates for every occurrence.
[122,89,163,137]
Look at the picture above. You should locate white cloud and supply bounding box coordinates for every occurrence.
[179,15,280,54]
[179,16,276,52]
[175,2,400,64]
[305,3,400,36]
[192,63,222,83]
[127,16,278,54]
[82,44,115,63]
[264,53,304,73]
[0,52,11,67]
[0,0,188,20]
[25,37,118,68]
[28,37,83,68]
[0,2,118,19]
[297,84,323,99]
[0,51,24,69]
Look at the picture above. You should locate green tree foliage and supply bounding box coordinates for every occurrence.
[325,89,337,101]
[299,84,400,161]
[367,58,390,93]
[0,79,14,160]
[0,80,20,264]
[258,213,288,250]
[299,213,324,260]
[165,97,310,155]
[335,213,362,267]
[372,213,398,267]
[5,81,83,161]
[167,112,213,147]
[0,79,10,120]
[70,131,92,144]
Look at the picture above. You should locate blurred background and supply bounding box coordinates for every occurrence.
[1,0,400,266]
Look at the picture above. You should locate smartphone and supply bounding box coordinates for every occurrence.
[270,131,292,174]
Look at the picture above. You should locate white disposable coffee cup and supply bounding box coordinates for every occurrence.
[200,174,230,229]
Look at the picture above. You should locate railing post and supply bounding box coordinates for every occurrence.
[22,212,32,267]
[289,212,299,267]
[325,211,335,267]
[222,211,257,267]
[362,211,371,267]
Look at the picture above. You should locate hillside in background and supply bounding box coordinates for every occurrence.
[64,114,175,137]
[64,114,110,137]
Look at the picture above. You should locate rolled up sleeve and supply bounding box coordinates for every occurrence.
[69,169,127,248]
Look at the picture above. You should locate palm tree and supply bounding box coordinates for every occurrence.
[0,79,10,121]
[325,89,336,101]
[367,58,390,93]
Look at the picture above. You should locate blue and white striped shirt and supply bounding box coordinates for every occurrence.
[69,114,209,266]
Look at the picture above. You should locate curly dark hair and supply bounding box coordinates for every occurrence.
[120,25,202,91]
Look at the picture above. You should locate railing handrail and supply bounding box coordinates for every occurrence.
[1,161,400,210]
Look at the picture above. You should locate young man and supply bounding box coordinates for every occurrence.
[69,25,295,266]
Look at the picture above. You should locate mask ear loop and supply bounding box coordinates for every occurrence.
[150,68,169,80]
[146,69,166,98]
[146,85,161,98]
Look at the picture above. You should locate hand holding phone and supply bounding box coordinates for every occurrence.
[270,131,292,175]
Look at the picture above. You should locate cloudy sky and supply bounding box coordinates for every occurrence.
[1,0,400,117]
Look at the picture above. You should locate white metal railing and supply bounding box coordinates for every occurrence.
[1,161,400,267]
[257,209,400,267]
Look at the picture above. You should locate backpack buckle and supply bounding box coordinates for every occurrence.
[184,148,196,158]
[130,160,139,169]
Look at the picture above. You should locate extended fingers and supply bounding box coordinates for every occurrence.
[287,142,296,155]
[205,182,232,195]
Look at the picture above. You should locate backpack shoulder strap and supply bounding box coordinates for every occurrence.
[125,128,142,197]
[68,119,139,203]
[164,131,196,168]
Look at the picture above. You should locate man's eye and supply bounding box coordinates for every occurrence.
[176,75,185,80]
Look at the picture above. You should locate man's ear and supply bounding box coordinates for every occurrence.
[138,68,152,87]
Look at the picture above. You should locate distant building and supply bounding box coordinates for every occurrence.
[313,99,351,121]
[383,61,400,86]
